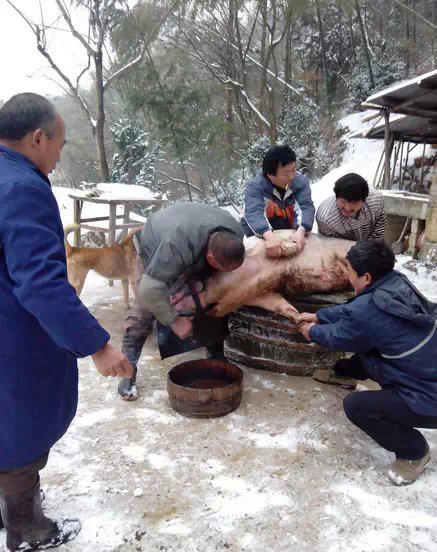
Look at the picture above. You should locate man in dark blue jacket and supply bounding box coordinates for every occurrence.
[0,93,132,550]
[299,241,437,486]
[241,145,315,258]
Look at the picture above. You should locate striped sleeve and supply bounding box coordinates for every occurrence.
[367,193,387,241]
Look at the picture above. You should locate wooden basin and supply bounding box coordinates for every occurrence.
[167,359,243,418]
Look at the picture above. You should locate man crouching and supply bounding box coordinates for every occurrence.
[299,241,437,485]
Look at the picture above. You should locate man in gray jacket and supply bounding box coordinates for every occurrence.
[118,202,245,400]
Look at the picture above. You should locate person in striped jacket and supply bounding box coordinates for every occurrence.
[316,173,386,242]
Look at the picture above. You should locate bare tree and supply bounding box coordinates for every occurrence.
[5,0,176,181]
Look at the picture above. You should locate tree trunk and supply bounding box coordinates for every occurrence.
[284,22,292,85]
[348,11,357,63]
[266,87,278,143]
[94,50,110,182]
[412,0,417,71]
[355,0,375,88]
[406,0,411,76]
[224,87,233,148]
[433,0,437,66]
[315,0,330,105]
[259,0,269,135]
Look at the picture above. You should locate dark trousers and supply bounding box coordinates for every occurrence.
[336,355,437,460]
[0,454,48,497]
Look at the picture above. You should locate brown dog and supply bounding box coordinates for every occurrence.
[64,224,142,308]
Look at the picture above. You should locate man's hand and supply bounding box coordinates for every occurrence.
[264,231,283,258]
[91,342,133,378]
[298,312,318,324]
[300,322,316,341]
[294,226,306,253]
[171,316,193,339]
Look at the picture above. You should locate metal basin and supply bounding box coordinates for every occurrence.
[167,359,243,418]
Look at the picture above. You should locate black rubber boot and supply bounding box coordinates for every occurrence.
[206,342,225,360]
[118,363,138,401]
[0,489,44,531]
[0,481,81,551]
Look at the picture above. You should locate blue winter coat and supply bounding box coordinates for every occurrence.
[0,145,109,470]
[310,270,437,416]
[241,171,315,236]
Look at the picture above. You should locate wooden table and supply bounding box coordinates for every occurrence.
[68,190,165,307]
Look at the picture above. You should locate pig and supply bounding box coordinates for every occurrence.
[175,230,354,322]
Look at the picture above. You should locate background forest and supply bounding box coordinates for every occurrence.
[4,0,437,207]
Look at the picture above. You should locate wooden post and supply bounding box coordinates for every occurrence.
[108,203,117,287]
[383,110,392,190]
[390,140,401,187]
[372,147,385,188]
[420,152,437,262]
[73,199,82,247]
[121,202,131,308]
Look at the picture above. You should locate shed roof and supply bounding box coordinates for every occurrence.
[362,69,437,120]
[350,113,437,143]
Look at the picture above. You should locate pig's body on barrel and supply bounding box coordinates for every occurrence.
[198,230,355,322]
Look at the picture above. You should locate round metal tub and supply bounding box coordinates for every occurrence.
[225,292,353,376]
[167,359,243,418]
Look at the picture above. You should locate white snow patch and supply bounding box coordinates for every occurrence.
[208,475,290,531]
[158,520,193,536]
[134,407,176,425]
[231,424,326,452]
[123,444,146,462]
[73,408,115,428]
[147,453,174,470]
[240,533,255,547]
[395,255,437,302]
[333,484,437,529]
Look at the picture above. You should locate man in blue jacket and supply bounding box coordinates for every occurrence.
[299,241,437,485]
[241,145,315,257]
[0,93,132,550]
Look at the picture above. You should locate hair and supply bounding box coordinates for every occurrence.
[208,231,245,267]
[0,93,58,141]
[334,173,369,202]
[262,145,296,177]
[346,240,395,281]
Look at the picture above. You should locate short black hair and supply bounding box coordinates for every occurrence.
[262,145,296,177]
[208,231,245,267]
[346,240,395,281]
[0,93,57,141]
[334,173,369,202]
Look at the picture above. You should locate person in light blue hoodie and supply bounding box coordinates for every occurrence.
[241,145,315,258]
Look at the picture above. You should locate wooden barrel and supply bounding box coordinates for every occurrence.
[167,359,243,418]
[225,292,353,376]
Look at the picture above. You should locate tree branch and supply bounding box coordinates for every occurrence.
[103,49,145,90]
[55,0,96,55]
[157,169,202,193]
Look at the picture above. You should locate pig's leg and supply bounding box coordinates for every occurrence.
[243,292,300,322]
